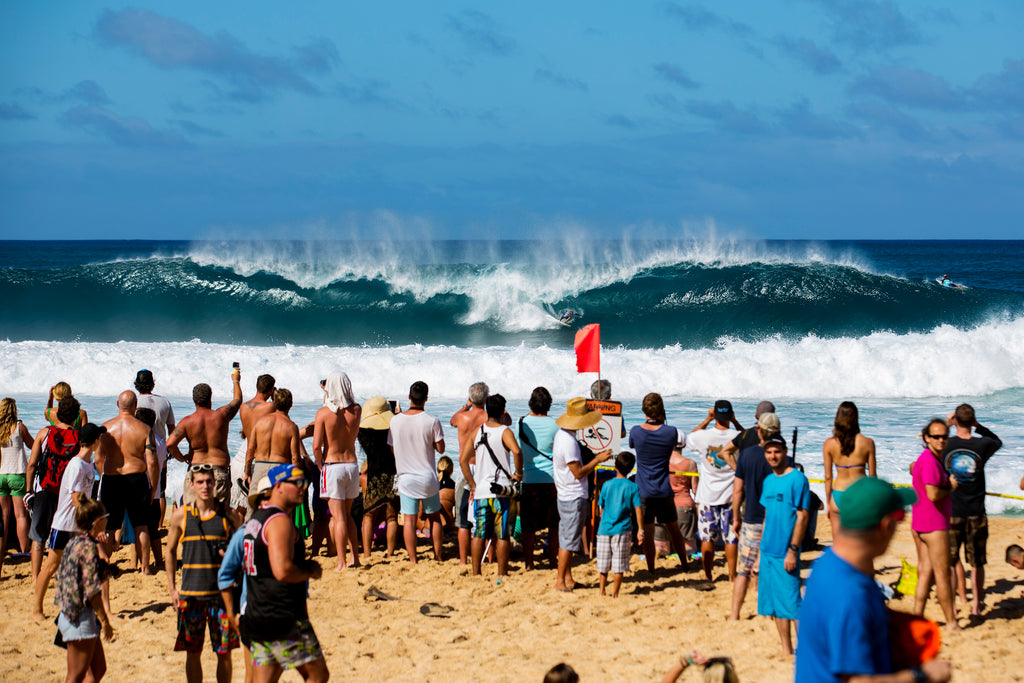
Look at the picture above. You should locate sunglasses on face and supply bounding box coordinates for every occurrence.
[283,479,308,489]
[926,434,949,441]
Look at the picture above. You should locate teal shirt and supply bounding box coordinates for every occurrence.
[598,477,641,536]
[520,415,559,484]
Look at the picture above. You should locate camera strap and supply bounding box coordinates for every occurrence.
[518,417,552,461]
[476,426,512,484]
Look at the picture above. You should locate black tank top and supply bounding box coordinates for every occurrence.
[180,506,230,598]
[243,505,308,636]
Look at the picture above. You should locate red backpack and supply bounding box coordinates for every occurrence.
[38,426,80,493]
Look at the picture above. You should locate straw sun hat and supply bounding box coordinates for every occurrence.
[360,396,395,430]
[555,397,603,430]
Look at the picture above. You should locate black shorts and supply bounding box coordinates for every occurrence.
[459,488,473,530]
[519,483,559,532]
[100,472,152,531]
[146,499,163,538]
[29,490,59,544]
[641,496,676,525]
[950,515,988,566]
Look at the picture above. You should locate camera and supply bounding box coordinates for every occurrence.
[489,481,522,499]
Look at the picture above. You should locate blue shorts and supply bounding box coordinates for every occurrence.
[399,492,441,516]
[58,606,100,642]
[48,528,73,551]
[472,497,510,540]
[757,555,801,620]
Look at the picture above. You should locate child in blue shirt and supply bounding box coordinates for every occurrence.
[597,452,644,597]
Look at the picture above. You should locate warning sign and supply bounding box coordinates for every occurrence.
[578,400,622,453]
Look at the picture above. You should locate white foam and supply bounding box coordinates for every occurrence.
[2,316,1022,403]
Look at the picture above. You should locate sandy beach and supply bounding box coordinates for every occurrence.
[2,512,1023,682]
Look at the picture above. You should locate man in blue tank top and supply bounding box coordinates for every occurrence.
[165,466,238,683]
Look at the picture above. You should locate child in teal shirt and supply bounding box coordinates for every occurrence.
[597,452,644,596]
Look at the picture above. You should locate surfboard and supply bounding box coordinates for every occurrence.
[935,278,967,289]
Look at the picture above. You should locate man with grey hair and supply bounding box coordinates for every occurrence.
[589,379,612,401]
[450,382,490,564]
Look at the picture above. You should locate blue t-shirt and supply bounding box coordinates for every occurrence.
[597,477,641,536]
[734,445,772,524]
[629,424,680,499]
[760,469,811,557]
[795,549,892,682]
[520,415,559,484]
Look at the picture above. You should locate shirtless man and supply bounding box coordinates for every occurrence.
[313,372,362,570]
[166,370,243,510]
[246,389,303,496]
[449,382,489,565]
[237,374,276,486]
[98,391,160,573]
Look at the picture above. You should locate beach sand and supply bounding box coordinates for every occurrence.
[2,514,1023,682]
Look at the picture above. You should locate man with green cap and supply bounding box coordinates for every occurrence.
[795,477,951,683]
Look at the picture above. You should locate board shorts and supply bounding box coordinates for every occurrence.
[737,522,764,577]
[675,506,697,543]
[47,528,73,552]
[596,532,632,574]
[0,473,27,497]
[250,619,323,670]
[399,492,441,516]
[28,490,59,544]
[757,554,801,620]
[250,460,284,493]
[146,499,163,539]
[697,503,737,545]
[557,497,588,553]
[175,598,239,654]
[473,497,511,540]
[458,488,475,530]
[641,495,676,525]
[519,483,558,532]
[320,462,359,500]
[183,465,231,507]
[949,515,988,566]
[58,606,100,642]
[100,472,152,531]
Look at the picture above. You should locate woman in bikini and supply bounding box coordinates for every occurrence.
[822,401,876,540]
[44,382,88,428]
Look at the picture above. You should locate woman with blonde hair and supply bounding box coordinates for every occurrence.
[822,401,876,539]
[44,381,88,427]
[0,397,34,569]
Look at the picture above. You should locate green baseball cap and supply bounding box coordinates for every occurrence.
[839,477,917,530]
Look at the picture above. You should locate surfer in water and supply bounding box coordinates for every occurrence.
[558,310,580,325]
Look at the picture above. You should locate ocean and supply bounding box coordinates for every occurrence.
[1,237,1022,512]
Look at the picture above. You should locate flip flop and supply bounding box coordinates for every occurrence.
[419,602,455,618]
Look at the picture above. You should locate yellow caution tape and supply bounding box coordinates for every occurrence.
[596,465,1024,501]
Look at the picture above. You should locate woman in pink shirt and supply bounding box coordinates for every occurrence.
[911,417,960,631]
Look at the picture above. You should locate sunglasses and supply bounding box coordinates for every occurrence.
[283,478,308,489]
[190,463,216,473]
[926,433,949,440]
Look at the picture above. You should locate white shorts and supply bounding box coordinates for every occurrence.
[321,462,359,500]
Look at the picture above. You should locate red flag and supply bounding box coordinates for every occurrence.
[574,324,600,373]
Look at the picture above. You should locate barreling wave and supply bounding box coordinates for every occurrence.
[1,238,1021,347]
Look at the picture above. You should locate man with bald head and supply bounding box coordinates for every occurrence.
[167,369,243,509]
[98,390,160,573]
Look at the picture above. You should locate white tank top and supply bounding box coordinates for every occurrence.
[0,423,29,475]
[473,424,512,500]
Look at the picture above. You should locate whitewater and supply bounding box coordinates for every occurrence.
[2,237,1023,510]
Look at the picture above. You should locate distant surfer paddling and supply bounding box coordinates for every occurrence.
[938,274,965,289]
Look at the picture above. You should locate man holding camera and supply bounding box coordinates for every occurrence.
[459,394,523,584]
[165,466,238,683]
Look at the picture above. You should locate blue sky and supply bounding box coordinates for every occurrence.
[1,1,1022,240]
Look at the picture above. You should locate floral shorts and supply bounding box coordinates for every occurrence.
[174,598,239,654]
[697,504,737,545]
[250,620,323,670]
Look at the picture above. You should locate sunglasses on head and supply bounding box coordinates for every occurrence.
[190,463,216,473]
